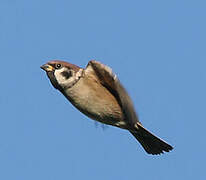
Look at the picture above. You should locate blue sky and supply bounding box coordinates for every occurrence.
[0,0,205,179]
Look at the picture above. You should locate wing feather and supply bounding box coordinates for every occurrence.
[86,60,139,126]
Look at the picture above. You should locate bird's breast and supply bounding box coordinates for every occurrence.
[63,77,125,127]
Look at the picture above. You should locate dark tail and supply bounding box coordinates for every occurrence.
[130,123,173,155]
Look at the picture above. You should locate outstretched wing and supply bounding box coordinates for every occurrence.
[86,60,139,126]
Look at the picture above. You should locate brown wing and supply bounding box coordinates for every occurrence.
[86,60,139,126]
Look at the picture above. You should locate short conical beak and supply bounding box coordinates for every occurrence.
[40,64,54,72]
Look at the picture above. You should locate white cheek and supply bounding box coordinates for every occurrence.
[54,67,76,88]
[54,68,67,84]
[54,67,83,89]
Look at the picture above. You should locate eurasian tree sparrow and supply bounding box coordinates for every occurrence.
[41,60,173,155]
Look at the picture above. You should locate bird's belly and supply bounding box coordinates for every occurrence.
[64,79,127,128]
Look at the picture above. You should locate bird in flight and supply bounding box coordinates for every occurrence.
[41,60,173,155]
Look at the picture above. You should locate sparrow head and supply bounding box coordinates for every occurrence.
[41,60,83,90]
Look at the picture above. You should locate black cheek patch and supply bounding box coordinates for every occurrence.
[61,71,72,79]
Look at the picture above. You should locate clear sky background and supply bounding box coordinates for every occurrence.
[0,0,205,179]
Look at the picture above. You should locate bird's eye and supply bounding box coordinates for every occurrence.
[56,64,62,69]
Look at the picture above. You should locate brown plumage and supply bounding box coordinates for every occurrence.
[41,60,173,155]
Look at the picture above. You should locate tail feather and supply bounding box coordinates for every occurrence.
[130,123,173,155]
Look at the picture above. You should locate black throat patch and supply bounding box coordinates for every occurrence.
[46,71,62,90]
